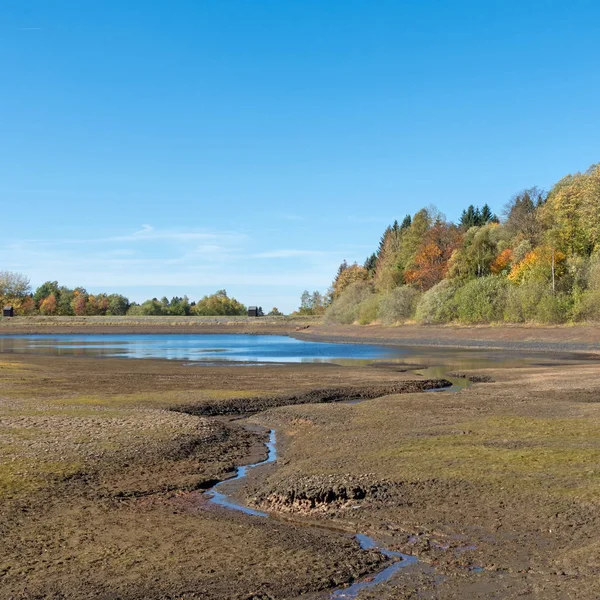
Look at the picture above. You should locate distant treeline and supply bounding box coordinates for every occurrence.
[0,279,284,317]
[318,162,600,325]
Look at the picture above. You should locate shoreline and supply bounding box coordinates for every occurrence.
[2,318,600,354]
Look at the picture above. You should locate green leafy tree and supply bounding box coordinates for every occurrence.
[107,294,130,316]
[34,281,60,307]
[0,271,32,313]
[447,223,504,280]
[167,296,191,316]
[57,287,75,316]
[298,290,326,315]
[192,290,246,316]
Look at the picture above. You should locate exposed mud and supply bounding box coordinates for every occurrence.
[173,380,451,416]
[1,333,600,599]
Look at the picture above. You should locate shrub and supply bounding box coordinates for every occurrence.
[572,290,600,322]
[415,280,459,324]
[504,280,548,322]
[454,276,508,324]
[378,287,421,324]
[536,293,572,324]
[357,295,380,325]
[588,254,600,291]
[324,281,373,324]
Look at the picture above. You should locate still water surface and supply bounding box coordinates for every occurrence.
[0,334,400,363]
[0,333,578,369]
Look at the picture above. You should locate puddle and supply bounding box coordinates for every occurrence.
[413,366,471,393]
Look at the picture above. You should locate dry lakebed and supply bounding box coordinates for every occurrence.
[0,323,599,599]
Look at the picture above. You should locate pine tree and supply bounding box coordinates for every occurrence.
[460,205,477,228]
[480,204,493,224]
[376,227,391,259]
[363,253,377,276]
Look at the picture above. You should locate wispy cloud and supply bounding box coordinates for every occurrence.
[1,224,348,310]
[109,224,246,244]
[251,249,327,259]
[9,225,247,248]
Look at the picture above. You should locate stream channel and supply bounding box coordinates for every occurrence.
[204,372,469,599]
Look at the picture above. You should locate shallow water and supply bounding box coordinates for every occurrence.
[331,534,419,599]
[0,334,402,363]
[205,429,277,517]
[0,333,578,370]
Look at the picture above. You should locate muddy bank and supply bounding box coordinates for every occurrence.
[0,315,315,336]
[293,323,600,353]
[174,379,451,416]
[2,347,600,598]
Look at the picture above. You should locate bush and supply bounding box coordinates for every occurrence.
[415,280,459,324]
[588,254,600,291]
[454,276,508,324]
[536,293,572,324]
[324,281,373,324]
[378,287,421,324]
[572,289,600,322]
[504,280,548,322]
[357,295,380,325]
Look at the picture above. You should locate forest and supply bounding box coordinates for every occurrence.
[317,162,600,325]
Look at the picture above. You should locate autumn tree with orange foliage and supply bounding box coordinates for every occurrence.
[404,222,462,291]
[39,293,58,315]
[508,247,566,285]
[490,248,513,275]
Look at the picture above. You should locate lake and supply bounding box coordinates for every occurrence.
[0,333,405,363]
[0,333,577,370]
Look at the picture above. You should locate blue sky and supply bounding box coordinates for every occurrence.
[2,1,599,312]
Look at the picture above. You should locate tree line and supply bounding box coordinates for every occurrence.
[320,162,600,324]
[0,280,273,317]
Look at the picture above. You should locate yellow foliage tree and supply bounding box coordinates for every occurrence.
[332,264,369,299]
[508,247,565,285]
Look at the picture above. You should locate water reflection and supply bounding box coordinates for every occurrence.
[0,334,587,368]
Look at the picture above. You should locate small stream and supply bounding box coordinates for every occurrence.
[204,373,470,598]
[205,428,421,599]
[205,429,277,518]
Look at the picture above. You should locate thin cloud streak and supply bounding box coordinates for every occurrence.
[2,224,346,311]
[2,225,247,247]
[251,249,327,259]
